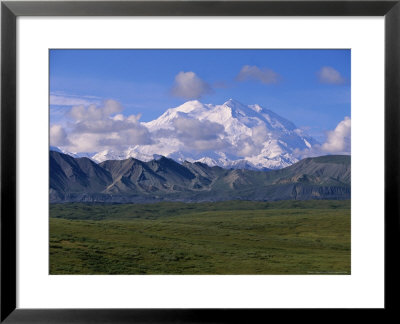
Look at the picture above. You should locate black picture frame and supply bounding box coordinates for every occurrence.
[1,0,399,322]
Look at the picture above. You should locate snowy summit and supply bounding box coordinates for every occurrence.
[87,99,318,170]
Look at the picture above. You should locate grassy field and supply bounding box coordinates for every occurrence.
[50,200,350,275]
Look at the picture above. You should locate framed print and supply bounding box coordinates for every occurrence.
[1,0,399,322]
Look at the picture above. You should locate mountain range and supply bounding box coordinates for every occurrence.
[55,99,319,170]
[50,150,350,203]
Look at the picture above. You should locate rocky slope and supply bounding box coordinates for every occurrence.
[50,151,350,203]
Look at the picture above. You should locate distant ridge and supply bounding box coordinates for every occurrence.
[50,150,350,203]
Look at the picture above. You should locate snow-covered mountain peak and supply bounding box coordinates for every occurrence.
[145,100,212,130]
[222,98,256,115]
[223,98,242,106]
[53,99,319,170]
[91,149,129,162]
[173,99,206,113]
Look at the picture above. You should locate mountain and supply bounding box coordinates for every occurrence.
[89,99,319,169]
[50,151,113,202]
[50,151,350,203]
[50,146,94,159]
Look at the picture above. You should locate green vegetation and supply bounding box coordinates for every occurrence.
[50,200,350,275]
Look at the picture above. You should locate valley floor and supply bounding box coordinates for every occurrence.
[49,200,350,274]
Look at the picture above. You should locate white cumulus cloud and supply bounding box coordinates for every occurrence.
[294,117,351,158]
[317,66,345,84]
[172,117,228,152]
[171,71,213,99]
[236,65,279,84]
[50,124,70,147]
[321,116,351,153]
[173,117,224,141]
[51,100,153,153]
[67,99,123,122]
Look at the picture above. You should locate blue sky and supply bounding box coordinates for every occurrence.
[50,49,350,142]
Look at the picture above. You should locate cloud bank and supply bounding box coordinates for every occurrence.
[52,100,152,153]
[171,71,213,99]
[172,117,228,152]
